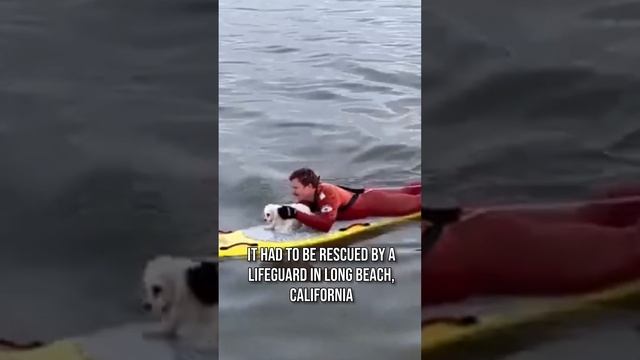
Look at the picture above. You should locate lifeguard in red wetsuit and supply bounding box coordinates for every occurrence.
[276,168,421,232]
[422,185,640,307]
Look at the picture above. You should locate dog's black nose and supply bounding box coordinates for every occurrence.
[142,303,152,311]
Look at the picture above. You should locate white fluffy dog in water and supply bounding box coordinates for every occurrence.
[263,203,311,233]
[142,256,218,350]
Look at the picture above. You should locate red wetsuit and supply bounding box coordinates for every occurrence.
[296,182,421,233]
[422,185,640,307]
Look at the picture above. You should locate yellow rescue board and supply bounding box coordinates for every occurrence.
[422,279,640,354]
[219,212,420,258]
[0,341,88,360]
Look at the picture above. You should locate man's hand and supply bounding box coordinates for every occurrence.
[278,206,297,220]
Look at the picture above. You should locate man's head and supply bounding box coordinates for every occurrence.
[289,168,320,202]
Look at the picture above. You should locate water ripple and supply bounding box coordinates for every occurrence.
[220,1,420,358]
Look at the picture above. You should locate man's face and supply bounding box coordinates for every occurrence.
[291,178,315,202]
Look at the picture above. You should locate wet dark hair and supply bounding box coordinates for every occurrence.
[289,168,320,188]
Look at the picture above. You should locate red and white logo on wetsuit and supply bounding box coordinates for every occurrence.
[321,205,333,213]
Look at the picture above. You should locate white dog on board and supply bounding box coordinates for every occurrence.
[263,203,311,234]
[142,256,218,350]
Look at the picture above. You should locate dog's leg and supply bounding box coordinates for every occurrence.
[281,220,294,234]
[289,221,300,233]
[143,319,177,339]
[274,220,285,234]
[143,311,179,340]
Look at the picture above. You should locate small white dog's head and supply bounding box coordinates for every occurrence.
[263,204,280,225]
[142,256,218,318]
[143,256,187,317]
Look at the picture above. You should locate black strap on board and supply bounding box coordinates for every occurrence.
[422,207,462,253]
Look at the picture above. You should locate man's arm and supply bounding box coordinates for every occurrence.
[295,190,340,233]
[296,211,337,233]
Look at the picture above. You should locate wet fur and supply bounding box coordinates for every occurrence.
[263,203,311,233]
[142,256,218,349]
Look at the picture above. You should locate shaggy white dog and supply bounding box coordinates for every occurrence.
[142,256,218,350]
[263,203,311,233]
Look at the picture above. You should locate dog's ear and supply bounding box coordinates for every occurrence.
[186,262,218,306]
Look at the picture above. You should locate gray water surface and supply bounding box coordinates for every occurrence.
[219,0,421,359]
[424,0,640,358]
[0,0,217,358]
